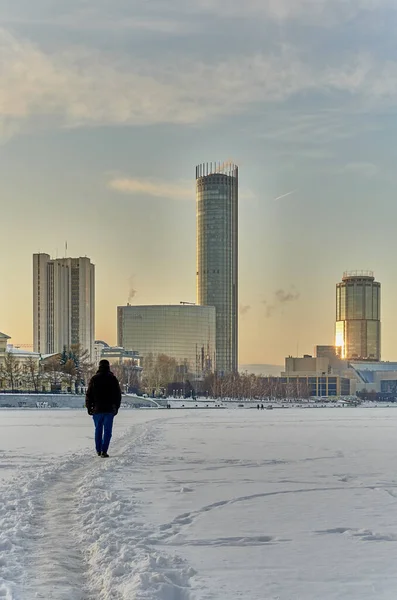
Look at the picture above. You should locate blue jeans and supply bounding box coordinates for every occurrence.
[93,413,114,453]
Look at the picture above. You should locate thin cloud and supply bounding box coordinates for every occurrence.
[4,0,395,27]
[2,29,397,140]
[193,0,396,22]
[109,177,193,200]
[257,108,377,147]
[263,288,300,318]
[273,190,296,201]
[239,304,251,316]
[127,275,137,303]
[240,189,257,202]
[275,289,300,303]
[109,175,256,202]
[342,162,379,177]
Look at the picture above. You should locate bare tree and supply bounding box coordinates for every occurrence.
[25,356,42,392]
[142,353,178,395]
[1,352,21,391]
[42,356,62,391]
[67,344,95,390]
[112,360,140,393]
[62,358,77,391]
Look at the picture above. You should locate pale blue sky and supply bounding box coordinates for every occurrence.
[1,0,397,364]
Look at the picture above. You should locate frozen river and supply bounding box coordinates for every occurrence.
[1,407,397,599]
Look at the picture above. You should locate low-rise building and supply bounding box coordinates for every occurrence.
[280,375,351,397]
[0,340,45,392]
[0,332,10,354]
[349,362,397,394]
[283,354,354,396]
[282,353,397,396]
[94,340,141,368]
[284,355,331,375]
[7,345,41,363]
[101,346,141,368]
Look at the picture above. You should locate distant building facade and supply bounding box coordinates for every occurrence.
[283,355,354,396]
[102,345,141,367]
[33,253,95,359]
[117,304,216,378]
[349,361,397,394]
[196,162,238,374]
[6,345,41,363]
[94,340,108,366]
[276,375,351,397]
[0,334,45,392]
[0,332,10,354]
[335,271,380,361]
[282,354,397,397]
[285,355,331,375]
[316,345,342,360]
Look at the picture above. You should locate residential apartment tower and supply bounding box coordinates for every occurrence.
[33,253,95,359]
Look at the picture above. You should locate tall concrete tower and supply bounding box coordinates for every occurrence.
[196,162,238,374]
[33,253,95,360]
[335,270,381,361]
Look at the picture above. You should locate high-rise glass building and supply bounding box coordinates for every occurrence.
[196,162,238,374]
[335,271,381,361]
[33,253,95,359]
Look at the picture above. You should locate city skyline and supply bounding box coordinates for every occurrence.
[3,204,396,367]
[3,1,397,364]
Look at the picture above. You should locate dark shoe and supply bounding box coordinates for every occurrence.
[101,452,109,458]
[97,452,101,456]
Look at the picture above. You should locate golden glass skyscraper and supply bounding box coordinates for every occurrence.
[196,162,238,374]
[335,271,381,361]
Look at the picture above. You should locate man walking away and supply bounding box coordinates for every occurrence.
[85,359,122,458]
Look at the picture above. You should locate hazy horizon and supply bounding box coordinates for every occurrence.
[2,1,397,364]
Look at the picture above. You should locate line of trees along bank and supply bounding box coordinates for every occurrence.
[201,373,310,401]
[0,348,311,401]
[138,354,310,400]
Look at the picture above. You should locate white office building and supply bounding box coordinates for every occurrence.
[33,253,95,359]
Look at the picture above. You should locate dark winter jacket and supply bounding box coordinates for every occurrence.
[85,367,122,416]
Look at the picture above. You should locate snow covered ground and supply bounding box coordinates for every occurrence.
[1,408,397,599]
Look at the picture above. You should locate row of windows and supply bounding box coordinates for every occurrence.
[336,283,380,320]
[263,378,350,396]
[281,377,340,384]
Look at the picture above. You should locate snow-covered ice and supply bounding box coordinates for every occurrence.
[1,407,397,599]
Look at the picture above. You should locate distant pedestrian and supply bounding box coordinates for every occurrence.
[85,359,122,458]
